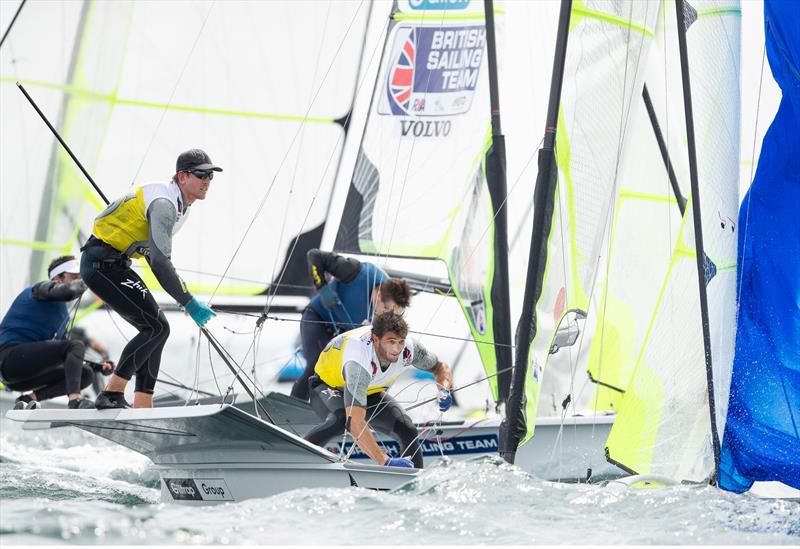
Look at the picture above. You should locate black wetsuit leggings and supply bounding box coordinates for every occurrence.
[80,252,169,394]
[290,307,334,401]
[0,340,92,400]
[305,377,423,468]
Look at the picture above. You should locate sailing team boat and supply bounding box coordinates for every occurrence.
[4,0,614,503]
[4,0,795,503]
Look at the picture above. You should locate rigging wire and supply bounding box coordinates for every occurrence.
[129,2,216,186]
[202,3,388,391]
[258,2,385,325]
[215,309,516,349]
[208,0,368,306]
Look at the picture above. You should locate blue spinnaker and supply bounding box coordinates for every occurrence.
[718,0,800,493]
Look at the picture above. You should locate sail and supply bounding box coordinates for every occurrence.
[1,0,377,308]
[583,6,690,407]
[0,0,86,312]
[330,0,505,397]
[513,0,660,445]
[606,0,741,482]
[718,0,800,493]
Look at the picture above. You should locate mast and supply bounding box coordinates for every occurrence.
[500,0,572,464]
[674,0,721,481]
[27,0,90,282]
[482,0,513,405]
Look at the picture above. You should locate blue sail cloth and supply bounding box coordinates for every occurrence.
[718,0,800,493]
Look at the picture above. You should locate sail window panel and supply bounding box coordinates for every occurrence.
[83,104,344,293]
[607,240,714,481]
[102,1,367,119]
[0,88,65,241]
[500,2,560,327]
[586,195,680,394]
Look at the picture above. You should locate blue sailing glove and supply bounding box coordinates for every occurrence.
[185,298,216,326]
[318,284,340,311]
[385,457,414,468]
[438,389,452,412]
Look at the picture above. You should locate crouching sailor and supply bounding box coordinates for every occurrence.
[305,312,452,468]
[0,256,110,409]
[80,149,220,409]
[291,247,412,401]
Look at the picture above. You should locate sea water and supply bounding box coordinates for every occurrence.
[1,416,798,545]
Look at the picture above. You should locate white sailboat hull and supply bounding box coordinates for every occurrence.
[6,398,617,504]
[6,405,417,504]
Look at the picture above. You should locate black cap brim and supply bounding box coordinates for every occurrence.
[192,163,223,172]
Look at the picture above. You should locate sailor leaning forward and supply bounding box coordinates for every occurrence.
[305,312,452,469]
[80,149,220,409]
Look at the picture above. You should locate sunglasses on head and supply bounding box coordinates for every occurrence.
[186,169,214,180]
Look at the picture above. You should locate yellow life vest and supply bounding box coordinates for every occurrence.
[92,182,187,258]
[315,326,414,395]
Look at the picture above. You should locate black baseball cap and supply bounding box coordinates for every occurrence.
[176,149,223,173]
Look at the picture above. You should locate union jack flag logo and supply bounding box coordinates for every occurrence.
[387,28,416,115]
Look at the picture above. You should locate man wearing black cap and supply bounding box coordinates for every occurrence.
[80,149,221,409]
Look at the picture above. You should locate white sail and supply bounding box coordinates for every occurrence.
[327,0,507,393]
[606,0,740,481]
[518,0,661,443]
[1,0,380,308]
[583,0,690,410]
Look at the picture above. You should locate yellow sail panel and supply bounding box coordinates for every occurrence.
[519,0,661,443]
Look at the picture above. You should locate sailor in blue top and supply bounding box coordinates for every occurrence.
[0,256,113,410]
[289,249,412,401]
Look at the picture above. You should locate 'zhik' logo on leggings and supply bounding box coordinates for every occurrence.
[121,278,148,298]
